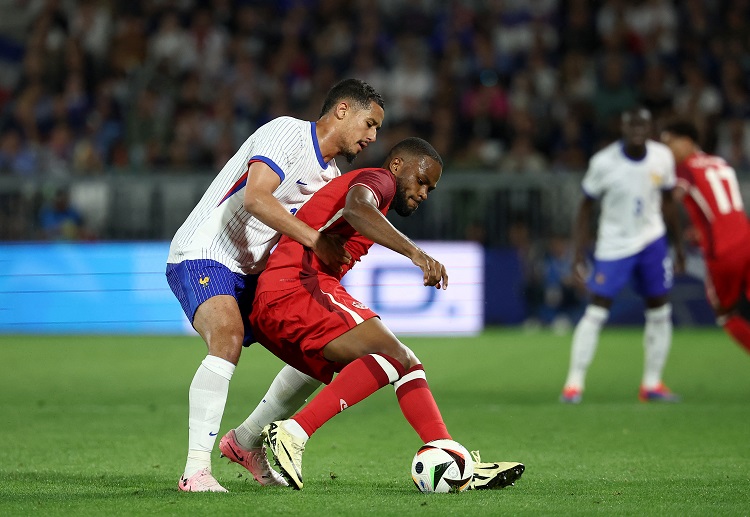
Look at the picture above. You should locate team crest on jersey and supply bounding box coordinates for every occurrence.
[199,275,210,287]
[650,172,662,186]
[352,301,369,310]
[595,272,606,284]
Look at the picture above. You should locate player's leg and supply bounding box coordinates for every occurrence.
[635,237,679,402]
[720,312,750,353]
[561,256,629,402]
[233,365,322,449]
[219,365,320,486]
[167,260,247,491]
[392,353,450,443]
[263,318,410,488]
[290,317,413,439]
[704,257,750,354]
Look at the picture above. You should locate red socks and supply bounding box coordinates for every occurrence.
[394,364,451,443]
[292,354,404,437]
[291,356,452,444]
[723,314,750,354]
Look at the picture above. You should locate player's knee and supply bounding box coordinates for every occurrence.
[202,317,244,362]
[388,343,413,371]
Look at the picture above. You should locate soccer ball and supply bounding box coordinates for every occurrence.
[411,439,474,493]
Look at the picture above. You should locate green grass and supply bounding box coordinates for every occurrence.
[1,328,749,516]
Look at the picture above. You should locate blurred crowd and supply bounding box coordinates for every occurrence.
[0,0,749,178]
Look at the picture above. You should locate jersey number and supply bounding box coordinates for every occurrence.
[705,165,744,214]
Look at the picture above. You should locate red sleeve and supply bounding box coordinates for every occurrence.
[675,162,695,190]
[347,168,396,210]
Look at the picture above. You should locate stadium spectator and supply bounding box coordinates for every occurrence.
[38,187,87,241]
[661,120,750,355]
[560,108,685,404]
[0,127,39,176]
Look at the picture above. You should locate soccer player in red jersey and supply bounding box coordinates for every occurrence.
[661,121,750,354]
[237,137,524,490]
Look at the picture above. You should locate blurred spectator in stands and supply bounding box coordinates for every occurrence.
[0,128,39,177]
[126,88,171,170]
[559,0,597,55]
[592,53,637,134]
[638,63,674,121]
[536,234,586,332]
[40,122,73,177]
[69,0,112,69]
[109,12,147,75]
[716,117,750,172]
[460,69,508,143]
[38,187,86,241]
[498,135,548,174]
[148,11,194,77]
[674,63,722,120]
[386,36,434,125]
[550,117,590,173]
[507,217,545,328]
[185,7,229,83]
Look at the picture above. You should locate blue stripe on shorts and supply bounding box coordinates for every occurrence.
[166,259,259,346]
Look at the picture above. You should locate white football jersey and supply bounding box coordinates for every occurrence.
[582,139,675,260]
[167,117,341,274]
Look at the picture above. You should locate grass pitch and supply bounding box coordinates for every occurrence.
[1,328,749,516]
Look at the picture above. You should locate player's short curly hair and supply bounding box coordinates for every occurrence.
[319,79,384,117]
[662,120,700,143]
[385,137,443,168]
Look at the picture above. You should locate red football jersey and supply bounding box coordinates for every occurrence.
[259,167,397,291]
[676,152,750,259]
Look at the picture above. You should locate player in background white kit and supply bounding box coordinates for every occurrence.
[166,79,385,492]
[560,108,685,404]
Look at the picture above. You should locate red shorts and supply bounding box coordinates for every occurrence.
[705,247,750,310]
[250,274,379,384]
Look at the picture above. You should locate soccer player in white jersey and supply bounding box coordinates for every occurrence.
[560,108,685,404]
[166,79,384,492]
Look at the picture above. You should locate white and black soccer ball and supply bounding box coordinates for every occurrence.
[411,439,474,493]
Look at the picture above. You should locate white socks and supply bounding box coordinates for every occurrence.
[235,365,321,449]
[642,304,672,389]
[564,305,609,389]
[184,355,235,478]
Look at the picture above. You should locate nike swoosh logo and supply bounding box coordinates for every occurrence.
[296,179,307,186]
[209,431,218,436]
[281,442,303,483]
[227,443,244,462]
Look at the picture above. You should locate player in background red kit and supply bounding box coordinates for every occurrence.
[661,121,750,354]
[236,137,524,490]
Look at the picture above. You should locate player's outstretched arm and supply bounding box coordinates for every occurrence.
[244,162,351,271]
[572,197,595,285]
[661,188,685,274]
[343,185,448,289]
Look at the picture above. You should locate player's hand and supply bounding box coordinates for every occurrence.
[573,254,588,286]
[312,233,351,273]
[412,250,448,290]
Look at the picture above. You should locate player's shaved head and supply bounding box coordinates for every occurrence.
[383,137,443,168]
[622,107,652,124]
[319,79,384,117]
[621,106,652,150]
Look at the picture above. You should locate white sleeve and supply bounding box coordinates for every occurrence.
[248,118,304,182]
[581,155,605,199]
[660,147,676,190]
